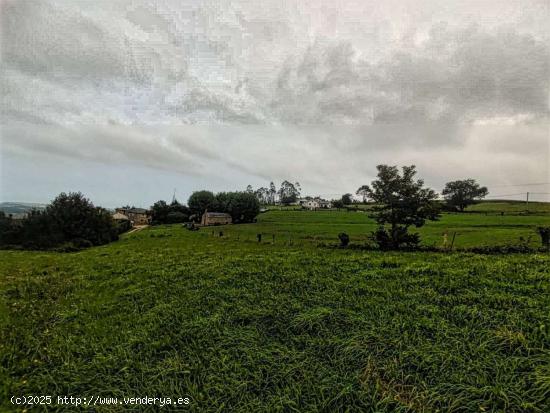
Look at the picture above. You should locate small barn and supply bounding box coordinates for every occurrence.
[201,212,232,226]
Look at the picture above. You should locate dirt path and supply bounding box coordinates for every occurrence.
[127,225,149,234]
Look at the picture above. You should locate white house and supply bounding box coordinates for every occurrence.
[303,198,332,210]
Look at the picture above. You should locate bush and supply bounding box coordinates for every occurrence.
[462,245,537,254]
[338,233,350,247]
[116,219,132,234]
[371,226,420,250]
[71,238,94,249]
[150,200,189,225]
[537,227,550,250]
[166,211,189,224]
[0,192,119,250]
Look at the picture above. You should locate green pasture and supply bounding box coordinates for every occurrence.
[210,207,550,248]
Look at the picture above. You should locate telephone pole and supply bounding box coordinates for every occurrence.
[526,191,529,212]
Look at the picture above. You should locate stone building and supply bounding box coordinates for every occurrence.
[115,207,150,226]
[201,211,232,226]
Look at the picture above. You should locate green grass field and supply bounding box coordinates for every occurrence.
[214,202,550,249]
[1,205,550,412]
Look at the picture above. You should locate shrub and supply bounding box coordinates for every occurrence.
[370,226,421,250]
[537,227,550,250]
[0,192,119,250]
[116,219,132,234]
[338,233,350,247]
[166,211,189,224]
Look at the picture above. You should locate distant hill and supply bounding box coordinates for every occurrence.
[0,202,47,216]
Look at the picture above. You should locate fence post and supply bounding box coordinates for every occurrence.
[450,232,457,250]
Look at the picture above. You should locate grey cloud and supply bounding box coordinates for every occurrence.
[270,27,549,128]
[2,123,205,176]
[3,1,547,130]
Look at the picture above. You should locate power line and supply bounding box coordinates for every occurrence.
[489,182,550,187]
[484,192,550,199]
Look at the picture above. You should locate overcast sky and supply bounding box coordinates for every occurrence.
[1,0,549,207]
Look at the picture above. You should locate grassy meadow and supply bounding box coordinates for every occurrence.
[1,202,550,412]
[218,201,550,248]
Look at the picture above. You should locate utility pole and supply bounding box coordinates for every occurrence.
[526,191,529,212]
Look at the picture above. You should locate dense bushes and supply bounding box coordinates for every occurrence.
[371,226,421,250]
[187,191,217,217]
[0,192,121,250]
[214,192,260,223]
[187,191,260,224]
[150,200,190,225]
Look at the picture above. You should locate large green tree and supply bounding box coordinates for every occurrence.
[150,200,170,224]
[341,193,353,205]
[0,192,120,249]
[278,181,301,205]
[356,185,369,203]
[216,192,260,223]
[188,191,217,217]
[362,165,440,249]
[46,192,118,246]
[150,200,190,224]
[442,179,488,212]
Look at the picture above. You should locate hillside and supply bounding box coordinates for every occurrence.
[0,202,47,215]
[1,208,550,411]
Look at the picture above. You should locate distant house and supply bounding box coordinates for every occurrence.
[115,207,150,226]
[303,198,332,210]
[318,199,332,209]
[201,211,232,226]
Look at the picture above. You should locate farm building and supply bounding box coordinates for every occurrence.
[201,211,232,226]
[112,212,129,221]
[115,207,150,226]
[303,198,332,210]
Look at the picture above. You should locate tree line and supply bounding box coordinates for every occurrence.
[247,181,301,205]
[0,168,492,251]
[0,189,261,250]
[151,191,260,225]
